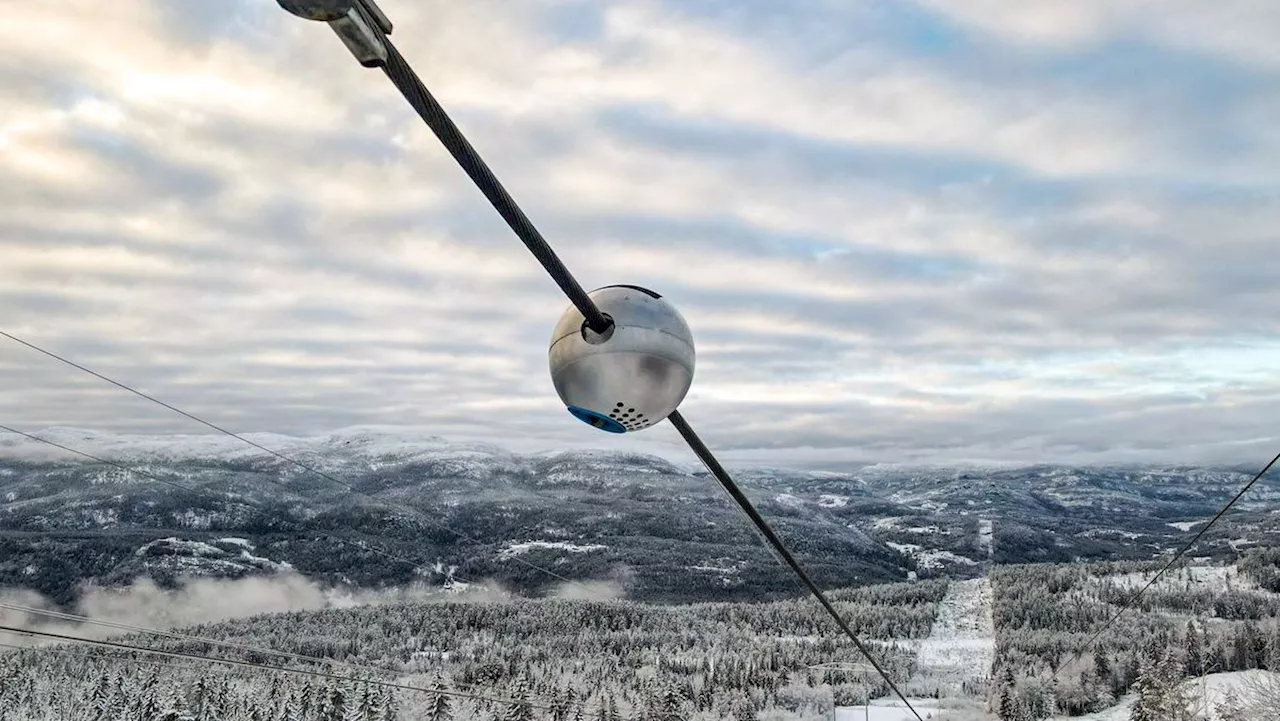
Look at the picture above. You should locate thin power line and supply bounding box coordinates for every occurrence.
[286,6,927,715]
[0,623,551,710]
[0,330,581,590]
[379,42,611,335]
[5,631,588,716]
[669,411,924,721]
[0,635,239,676]
[0,423,230,505]
[0,599,382,685]
[0,427,556,703]
[0,422,456,583]
[1051,451,1280,677]
[0,597,555,705]
[0,331,358,492]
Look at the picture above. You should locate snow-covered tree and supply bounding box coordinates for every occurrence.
[425,690,452,721]
[502,678,534,721]
[1129,645,1194,721]
[1214,687,1246,721]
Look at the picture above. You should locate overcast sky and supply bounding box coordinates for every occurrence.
[2,0,1279,469]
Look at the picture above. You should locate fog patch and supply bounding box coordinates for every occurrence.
[549,579,626,601]
[549,565,632,601]
[0,572,521,647]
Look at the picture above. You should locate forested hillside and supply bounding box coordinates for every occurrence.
[7,554,1280,719]
[4,433,1280,719]
[3,430,1277,607]
[993,552,1280,719]
[0,580,948,720]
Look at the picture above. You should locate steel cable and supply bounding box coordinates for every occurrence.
[380,42,610,334]
[1050,450,1280,679]
[669,410,924,721]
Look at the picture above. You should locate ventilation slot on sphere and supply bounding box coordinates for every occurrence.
[612,401,632,431]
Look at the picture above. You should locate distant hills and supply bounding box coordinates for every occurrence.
[0,427,1273,605]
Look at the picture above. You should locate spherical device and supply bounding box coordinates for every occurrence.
[549,285,695,433]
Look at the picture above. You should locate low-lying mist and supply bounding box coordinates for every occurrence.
[0,571,625,647]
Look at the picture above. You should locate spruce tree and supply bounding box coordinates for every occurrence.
[278,690,304,721]
[189,676,210,719]
[353,683,379,721]
[996,666,1018,720]
[88,673,112,721]
[997,684,1017,720]
[426,691,452,721]
[502,678,534,721]
[1185,621,1204,677]
[322,683,348,721]
[730,694,758,721]
[1129,666,1158,721]
[379,688,399,721]
[1093,650,1111,682]
[549,688,571,721]
[1214,687,1246,721]
[1130,644,1195,721]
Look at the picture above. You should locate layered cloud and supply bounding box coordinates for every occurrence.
[1,0,1277,467]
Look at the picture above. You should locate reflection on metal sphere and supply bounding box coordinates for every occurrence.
[549,285,695,433]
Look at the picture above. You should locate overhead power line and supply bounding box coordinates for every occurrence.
[0,331,358,493]
[0,330,583,591]
[1052,450,1280,678]
[0,635,239,676]
[0,598,390,687]
[0,597,555,704]
[0,421,455,582]
[0,623,552,710]
[669,411,922,720]
[274,4,925,717]
[0,423,228,505]
[0,427,558,703]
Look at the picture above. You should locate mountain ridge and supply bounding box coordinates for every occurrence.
[1,428,1275,608]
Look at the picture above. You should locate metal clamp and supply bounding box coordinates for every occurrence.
[277,0,393,68]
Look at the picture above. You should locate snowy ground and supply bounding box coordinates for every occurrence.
[910,578,996,696]
[1050,670,1278,720]
[1097,564,1259,593]
[887,542,979,570]
[836,697,994,720]
[834,698,945,720]
[977,519,993,560]
[819,494,850,508]
[836,578,995,718]
[497,540,606,558]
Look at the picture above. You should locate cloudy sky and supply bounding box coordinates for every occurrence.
[2,0,1279,469]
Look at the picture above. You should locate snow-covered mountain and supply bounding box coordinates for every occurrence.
[0,427,1274,605]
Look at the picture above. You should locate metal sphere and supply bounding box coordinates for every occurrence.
[549,285,695,433]
[276,0,354,21]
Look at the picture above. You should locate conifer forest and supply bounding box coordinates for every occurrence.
[4,554,1280,720]
[3,447,1279,720]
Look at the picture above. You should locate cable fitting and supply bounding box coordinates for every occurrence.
[277,0,393,68]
